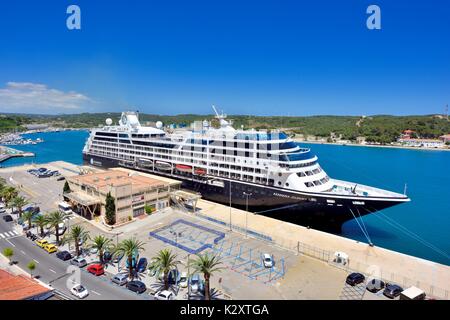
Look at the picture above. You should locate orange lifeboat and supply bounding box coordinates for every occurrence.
[194,168,206,175]
[176,164,192,172]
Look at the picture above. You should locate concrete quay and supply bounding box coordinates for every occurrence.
[194,199,450,299]
[0,146,34,163]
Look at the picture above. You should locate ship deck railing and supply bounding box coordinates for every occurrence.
[331,179,405,198]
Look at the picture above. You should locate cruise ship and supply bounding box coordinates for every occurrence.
[82,109,410,231]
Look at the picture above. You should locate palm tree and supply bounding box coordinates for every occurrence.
[113,238,145,280]
[149,249,180,290]
[22,210,34,230]
[2,186,18,205]
[11,196,28,218]
[90,235,112,264]
[190,253,223,300]
[33,214,48,237]
[46,211,70,244]
[62,225,90,257]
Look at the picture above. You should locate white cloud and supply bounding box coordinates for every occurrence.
[0,82,92,113]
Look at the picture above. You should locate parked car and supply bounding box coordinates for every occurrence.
[383,284,403,299]
[111,273,129,286]
[103,251,113,263]
[126,280,146,294]
[179,272,188,288]
[2,215,13,222]
[189,273,201,293]
[155,290,175,300]
[71,257,88,268]
[168,269,181,285]
[56,250,72,261]
[346,273,365,286]
[44,244,58,254]
[56,223,67,236]
[90,247,98,255]
[262,253,274,268]
[35,239,49,248]
[136,257,148,273]
[87,263,104,276]
[366,278,385,293]
[70,284,89,299]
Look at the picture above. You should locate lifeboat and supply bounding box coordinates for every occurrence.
[194,167,207,175]
[155,161,172,171]
[176,164,192,172]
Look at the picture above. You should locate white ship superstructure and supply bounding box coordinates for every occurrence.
[83,109,410,230]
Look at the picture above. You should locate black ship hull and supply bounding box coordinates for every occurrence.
[83,153,405,232]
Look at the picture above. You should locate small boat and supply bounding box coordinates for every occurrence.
[194,167,206,175]
[176,164,192,172]
[137,158,153,168]
[155,161,172,171]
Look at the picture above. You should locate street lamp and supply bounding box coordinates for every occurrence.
[187,253,191,300]
[228,181,232,231]
[243,192,252,238]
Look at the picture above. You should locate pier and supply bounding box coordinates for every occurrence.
[0,146,35,163]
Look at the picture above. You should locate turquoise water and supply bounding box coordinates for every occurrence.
[301,143,450,266]
[1,131,449,265]
[1,130,89,167]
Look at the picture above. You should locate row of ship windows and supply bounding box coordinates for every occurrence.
[92,145,320,178]
[95,135,299,151]
[304,176,330,188]
[91,142,300,167]
[296,167,322,177]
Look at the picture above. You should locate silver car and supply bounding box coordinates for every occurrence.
[111,273,128,286]
[71,257,87,268]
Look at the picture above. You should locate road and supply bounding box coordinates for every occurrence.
[0,217,153,300]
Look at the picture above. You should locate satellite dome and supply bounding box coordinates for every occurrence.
[105,118,113,125]
[156,121,163,129]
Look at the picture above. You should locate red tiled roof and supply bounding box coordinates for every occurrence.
[0,269,51,300]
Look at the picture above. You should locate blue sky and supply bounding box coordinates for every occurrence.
[0,0,449,116]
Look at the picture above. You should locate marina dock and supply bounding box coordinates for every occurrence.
[0,146,35,163]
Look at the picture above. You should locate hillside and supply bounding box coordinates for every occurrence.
[1,112,449,143]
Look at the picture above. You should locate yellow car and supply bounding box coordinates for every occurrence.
[43,244,58,254]
[35,239,48,248]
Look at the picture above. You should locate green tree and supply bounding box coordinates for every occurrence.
[149,249,180,290]
[190,253,223,300]
[22,210,34,230]
[27,261,36,278]
[63,181,71,194]
[2,247,14,265]
[62,225,90,257]
[1,186,18,207]
[113,238,145,280]
[46,211,70,245]
[12,196,28,218]
[90,235,113,264]
[33,214,48,237]
[105,192,116,225]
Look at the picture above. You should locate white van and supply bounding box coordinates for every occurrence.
[58,202,73,215]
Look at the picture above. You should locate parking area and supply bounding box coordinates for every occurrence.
[0,162,81,214]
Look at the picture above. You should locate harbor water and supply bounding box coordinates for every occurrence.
[1,130,449,265]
